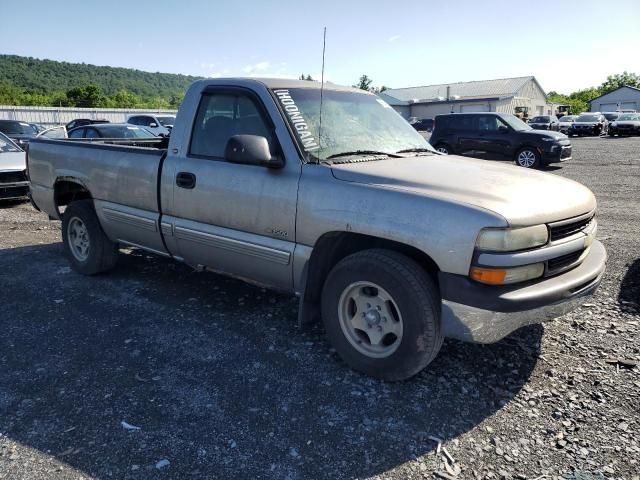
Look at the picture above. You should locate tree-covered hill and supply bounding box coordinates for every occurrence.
[0,54,200,97]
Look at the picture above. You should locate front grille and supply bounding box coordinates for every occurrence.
[547,249,584,273]
[0,170,27,184]
[549,215,593,241]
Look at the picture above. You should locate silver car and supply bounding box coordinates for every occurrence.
[0,132,28,201]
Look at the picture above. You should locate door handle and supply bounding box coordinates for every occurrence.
[176,171,196,189]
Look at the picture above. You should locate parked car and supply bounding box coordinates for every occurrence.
[127,114,175,136]
[29,123,47,134]
[65,118,110,131]
[410,118,434,132]
[558,115,578,134]
[429,112,572,168]
[0,131,28,201]
[608,113,640,136]
[528,115,560,131]
[28,78,606,381]
[567,113,608,137]
[37,126,68,139]
[67,123,157,140]
[601,112,620,123]
[0,120,39,149]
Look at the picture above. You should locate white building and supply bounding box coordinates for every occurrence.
[589,85,640,112]
[379,76,550,120]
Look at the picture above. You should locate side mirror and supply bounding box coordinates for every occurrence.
[225,135,283,168]
[498,125,509,133]
[149,122,158,128]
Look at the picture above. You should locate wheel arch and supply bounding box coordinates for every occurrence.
[298,231,441,326]
[54,177,93,217]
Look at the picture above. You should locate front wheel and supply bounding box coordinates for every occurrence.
[62,200,119,275]
[515,147,540,168]
[321,249,443,381]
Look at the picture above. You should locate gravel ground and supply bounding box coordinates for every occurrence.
[0,136,638,480]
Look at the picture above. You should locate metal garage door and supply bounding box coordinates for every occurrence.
[600,103,618,111]
[460,104,489,112]
[621,102,637,111]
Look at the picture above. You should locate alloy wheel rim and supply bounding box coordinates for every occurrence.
[437,146,449,154]
[518,150,536,167]
[68,217,90,262]
[337,281,403,358]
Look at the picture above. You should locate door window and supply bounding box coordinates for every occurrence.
[128,117,140,125]
[69,128,85,138]
[477,115,501,132]
[85,128,100,139]
[189,92,273,159]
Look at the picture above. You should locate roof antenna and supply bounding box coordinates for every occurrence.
[318,26,327,159]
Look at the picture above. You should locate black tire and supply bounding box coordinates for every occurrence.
[434,143,452,155]
[61,200,118,275]
[514,147,541,168]
[321,249,443,381]
[609,131,615,137]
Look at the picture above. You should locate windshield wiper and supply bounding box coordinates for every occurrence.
[395,147,436,154]
[326,150,403,160]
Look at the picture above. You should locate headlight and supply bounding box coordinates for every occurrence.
[470,263,545,285]
[541,137,555,142]
[611,122,617,127]
[475,225,549,252]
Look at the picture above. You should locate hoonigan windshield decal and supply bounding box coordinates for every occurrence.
[273,89,320,152]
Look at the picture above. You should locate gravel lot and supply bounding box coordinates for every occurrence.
[0,137,638,480]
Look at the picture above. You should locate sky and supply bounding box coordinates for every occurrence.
[1,0,639,94]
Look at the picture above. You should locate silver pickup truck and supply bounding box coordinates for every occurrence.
[28,78,606,380]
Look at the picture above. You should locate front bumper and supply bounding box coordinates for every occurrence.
[0,182,29,200]
[542,143,572,163]
[439,240,606,343]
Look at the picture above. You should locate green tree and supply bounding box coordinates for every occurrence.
[66,85,107,107]
[298,74,314,81]
[354,74,373,91]
[111,89,139,108]
[599,71,640,94]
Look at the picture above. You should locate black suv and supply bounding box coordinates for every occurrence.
[429,112,572,168]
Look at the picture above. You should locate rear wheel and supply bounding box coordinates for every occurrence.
[515,147,540,168]
[434,143,451,155]
[321,249,443,381]
[62,200,118,275]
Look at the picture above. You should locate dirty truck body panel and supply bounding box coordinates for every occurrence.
[28,78,606,372]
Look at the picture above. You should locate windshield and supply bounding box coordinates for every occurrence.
[272,88,434,161]
[618,114,640,121]
[500,114,532,131]
[530,116,550,123]
[156,116,176,126]
[0,121,35,135]
[97,126,156,138]
[577,115,600,122]
[560,116,577,122]
[603,113,618,121]
[0,132,21,152]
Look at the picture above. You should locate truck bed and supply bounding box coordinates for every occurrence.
[28,138,166,222]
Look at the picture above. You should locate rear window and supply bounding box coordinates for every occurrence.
[437,115,476,131]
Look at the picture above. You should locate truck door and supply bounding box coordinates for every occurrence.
[160,86,300,291]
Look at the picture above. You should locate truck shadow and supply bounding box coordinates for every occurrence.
[618,257,640,305]
[0,243,542,479]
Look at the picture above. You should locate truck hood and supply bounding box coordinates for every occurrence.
[0,151,26,172]
[330,155,595,226]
